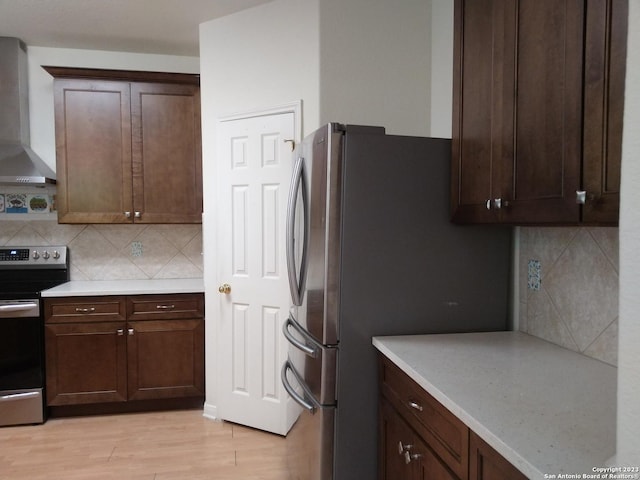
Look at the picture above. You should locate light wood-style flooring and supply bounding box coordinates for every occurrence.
[0,410,289,479]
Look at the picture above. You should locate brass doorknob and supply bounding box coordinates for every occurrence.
[218,283,231,294]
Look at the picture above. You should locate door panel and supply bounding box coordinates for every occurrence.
[283,316,337,406]
[503,0,583,222]
[291,126,343,346]
[130,82,202,223]
[217,111,297,435]
[127,319,204,400]
[282,361,336,480]
[53,80,133,223]
[45,321,127,405]
[582,0,627,224]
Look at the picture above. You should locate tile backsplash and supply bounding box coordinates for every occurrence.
[0,220,203,280]
[518,226,618,366]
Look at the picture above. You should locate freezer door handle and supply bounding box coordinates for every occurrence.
[283,317,319,358]
[286,155,309,306]
[281,360,318,414]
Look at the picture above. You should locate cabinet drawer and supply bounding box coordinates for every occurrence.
[44,296,126,323]
[379,355,469,479]
[126,294,204,321]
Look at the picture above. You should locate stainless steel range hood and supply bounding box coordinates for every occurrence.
[0,37,56,185]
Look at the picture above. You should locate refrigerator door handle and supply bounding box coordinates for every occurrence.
[281,359,318,413]
[286,155,309,306]
[283,317,319,358]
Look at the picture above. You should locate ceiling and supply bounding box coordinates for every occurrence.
[0,0,273,57]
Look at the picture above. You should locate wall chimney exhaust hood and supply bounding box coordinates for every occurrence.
[0,37,56,185]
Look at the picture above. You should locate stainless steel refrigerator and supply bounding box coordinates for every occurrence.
[281,123,511,479]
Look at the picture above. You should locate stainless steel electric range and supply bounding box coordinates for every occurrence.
[0,246,69,427]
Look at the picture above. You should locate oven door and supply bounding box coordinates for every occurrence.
[0,299,45,426]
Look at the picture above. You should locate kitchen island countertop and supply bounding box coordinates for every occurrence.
[373,331,617,480]
[41,278,204,297]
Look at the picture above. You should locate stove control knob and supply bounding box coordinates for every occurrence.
[42,251,51,260]
[32,251,40,260]
[52,250,60,260]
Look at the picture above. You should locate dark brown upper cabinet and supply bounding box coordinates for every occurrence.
[44,67,203,224]
[451,0,627,225]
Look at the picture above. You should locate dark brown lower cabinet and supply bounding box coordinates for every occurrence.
[45,321,127,405]
[380,397,458,480]
[127,319,204,401]
[378,354,527,480]
[44,293,204,411]
[469,431,527,480]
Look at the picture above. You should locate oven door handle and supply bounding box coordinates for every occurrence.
[0,391,40,402]
[0,302,39,313]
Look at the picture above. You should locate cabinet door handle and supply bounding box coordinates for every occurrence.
[75,307,96,313]
[486,199,492,210]
[125,211,131,218]
[117,329,124,336]
[128,328,134,336]
[156,304,175,310]
[407,400,423,412]
[494,198,510,209]
[398,441,413,454]
[134,211,141,219]
[576,190,587,204]
[404,451,423,465]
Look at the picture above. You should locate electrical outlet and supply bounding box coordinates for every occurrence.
[527,259,541,291]
[131,241,143,257]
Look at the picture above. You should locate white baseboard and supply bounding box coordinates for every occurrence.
[202,402,219,421]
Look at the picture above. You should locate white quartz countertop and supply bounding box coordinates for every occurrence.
[372,331,617,480]
[41,278,204,297]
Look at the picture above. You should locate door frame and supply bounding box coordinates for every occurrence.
[203,101,302,421]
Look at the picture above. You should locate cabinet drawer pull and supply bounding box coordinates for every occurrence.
[117,329,124,336]
[407,400,423,412]
[156,304,175,310]
[75,307,96,313]
[128,328,134,336]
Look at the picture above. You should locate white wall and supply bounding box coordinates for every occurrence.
[318,0,432,137]
[429,0,453,138]
[198,0,321,416]
[26,46,199,173]
[616,1,640,465]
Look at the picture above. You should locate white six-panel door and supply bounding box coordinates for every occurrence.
[216,111,298,435]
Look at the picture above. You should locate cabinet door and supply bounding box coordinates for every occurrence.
[130,83,202,223]
[469,431,527,480]
[502,0,583,223]
[45,321,127,405]
[453,0,584,224]
[379,399,458,480]
[582,0,627,224]
[452,0,516,223]
[126,319,205,400]
[52,79,133,223]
